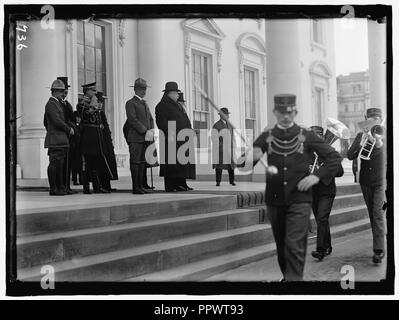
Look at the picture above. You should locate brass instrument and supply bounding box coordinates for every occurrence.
[310,117,350,173]
[358,119,385,160]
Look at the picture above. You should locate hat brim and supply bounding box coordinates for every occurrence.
[129,85,151,88]
[163,89,181,92]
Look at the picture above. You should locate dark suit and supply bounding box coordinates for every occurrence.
[44,96,72,193]
[212,119,236,184]
[347,131,386,252]
[125,95,154,191]
[253,123,342,280]
[155,94,196,190]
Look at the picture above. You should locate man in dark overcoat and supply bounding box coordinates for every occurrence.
[251,94,342,281]
[155,82,196,192]
[43,79,75,195]
[212,107,236,186]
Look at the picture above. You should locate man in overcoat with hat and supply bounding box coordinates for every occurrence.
[250,94,342,281]
[347,107,386,263]
[155,82,196,192]
[211,107,237,186]
[124,78,155,194]
[43,79,75,195]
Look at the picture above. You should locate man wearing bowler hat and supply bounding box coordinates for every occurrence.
[212,107,236,186]
[43,79,75,195]
[309,125,344,261]
[250,94,342,281]
[155,82,196,192]
[347,107,386,263]
[125,78,155,194]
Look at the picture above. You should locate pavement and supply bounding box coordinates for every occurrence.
[205,229,387,282]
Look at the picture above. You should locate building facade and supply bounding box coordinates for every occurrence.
[16,18,338,180]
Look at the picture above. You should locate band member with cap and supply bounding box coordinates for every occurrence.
[251,94,342,281]
[155,82,196,192]
[125,78,155,194]
[43,79,75,195]
[347,107,386,263]
[212,107,236,186]
[78,82,112,194]
[309,125,344,261]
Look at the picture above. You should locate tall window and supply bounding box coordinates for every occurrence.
[192,51,210,147]
[312,19,322,44]
[77,21,106,94]
[244,68,257,144]
[314,87,324,125]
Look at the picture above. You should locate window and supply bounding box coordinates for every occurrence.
[244,68,257,144]
[192,51,210,147]
[77,21,106,94]
[345,104,349,112]
[312,20,322,44]
[314,87,324,125]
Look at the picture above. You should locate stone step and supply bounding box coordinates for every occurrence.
[128,218,371,282]
[331,193,364,210]
[17,224,272,282]
[335,183,361,196]
[17,208,261,269]
[17,194,237,236]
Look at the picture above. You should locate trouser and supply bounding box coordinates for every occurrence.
[312,195,335,251]
[267,202,312,281]
[215,168,234,184]
[47,147,68,192]
[82,154,102,191]
[129,142,146,191]
[360,184,386,252]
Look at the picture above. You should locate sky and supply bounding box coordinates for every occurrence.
[333,18,369,77]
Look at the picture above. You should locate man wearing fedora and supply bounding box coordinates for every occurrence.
[212,107,236,186]
[43,79,75,195]
[250,94,342,281]
[155,82,196,192]
[125,78,155,194]
[347,107,387,263]
[309,125,344,261]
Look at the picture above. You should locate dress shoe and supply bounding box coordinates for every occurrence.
[372,251,385,264]
[132,189,145,195]
[311,250,326,261]
[94,188,111,194]
[143,184,155,190]
[66,188,78,195]
[73,181,79,186]
[216,182,220,186]
[230,182,236,186]
[325,247,332,256]
[185,186,194,191]
[175,186,188,191]
[83,188,92,194]
[142,188,153,194]
[165,188,176,192]
[49,189,67,196]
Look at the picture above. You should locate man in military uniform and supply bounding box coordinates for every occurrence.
[78,82,112,194]
[347,107,386,263]
[43,79,75,195]
[309,126,344,261]
[251,94,342,281]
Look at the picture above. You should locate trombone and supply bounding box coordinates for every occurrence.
[358,119,385,160]
[310,117,350,174]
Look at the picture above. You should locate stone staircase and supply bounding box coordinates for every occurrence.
[17,184,369,282]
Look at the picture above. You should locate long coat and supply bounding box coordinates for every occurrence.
[44,96,71,148]
[211,119,237,170]
[155,94,196,179]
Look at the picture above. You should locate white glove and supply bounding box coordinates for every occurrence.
[145,129,155,141]
[69,128,75,136]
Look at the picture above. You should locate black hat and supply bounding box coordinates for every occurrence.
[219,107,230,115]
[274,94,297,113]
[57,77,70,88]
[130,78,150,88]
[163,81,181,93]
[310,125,324,137]
[177,92,185,102]
[366,108,382,118]
[81,82,96,91]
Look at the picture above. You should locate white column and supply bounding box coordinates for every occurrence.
[17,20,67,178]
[367,20,387,113]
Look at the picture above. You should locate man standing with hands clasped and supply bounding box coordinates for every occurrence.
[125,78,155,194]
[250,94,342,281]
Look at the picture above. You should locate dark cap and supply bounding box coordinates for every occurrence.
[131,78,149,88]
[366,108,382,118]
[177,92,186,102]
[81,82,96,91]
[163,81,181,93]
[57,77,70,88]
[219,107,230,115]
[274,94,297,112]
[310,125,324,137]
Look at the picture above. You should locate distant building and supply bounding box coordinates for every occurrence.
[336,71,370,139]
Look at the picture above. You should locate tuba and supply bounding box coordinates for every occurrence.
[358,119,385,160]
[310,118,350,173]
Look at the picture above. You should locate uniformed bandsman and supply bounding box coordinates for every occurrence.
[251,94,343,281]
